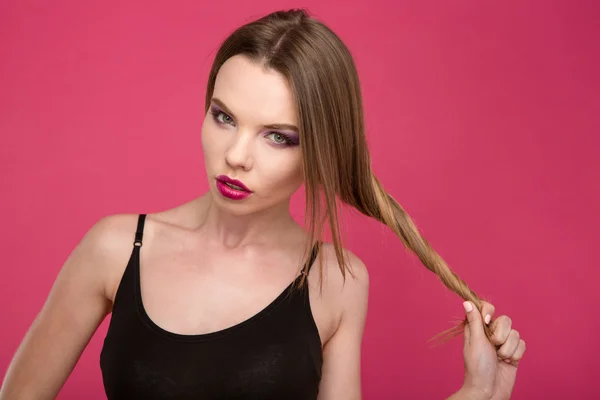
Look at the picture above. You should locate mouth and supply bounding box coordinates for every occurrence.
[215,175,251,192]
[215,175,252,201]
[222,181,246,191]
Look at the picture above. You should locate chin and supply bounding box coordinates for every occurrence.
[212,189,294,218]
[209,187,256,214]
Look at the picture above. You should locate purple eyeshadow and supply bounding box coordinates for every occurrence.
[280,131,300,145]
[210,102,300,147]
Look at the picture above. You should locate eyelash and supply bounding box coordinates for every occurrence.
[208,106,297,147]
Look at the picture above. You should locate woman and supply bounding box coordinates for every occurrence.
[0,9,525,400]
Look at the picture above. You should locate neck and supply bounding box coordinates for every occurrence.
[197,193,300,249]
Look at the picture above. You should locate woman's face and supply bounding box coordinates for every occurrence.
[201,55,303,215]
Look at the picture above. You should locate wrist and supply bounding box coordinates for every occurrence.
[450,386,492,400]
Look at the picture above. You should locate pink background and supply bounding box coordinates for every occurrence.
[1,0,598,398]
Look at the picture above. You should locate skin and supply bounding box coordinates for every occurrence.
[449,301,527,400]
[0,55,525,399]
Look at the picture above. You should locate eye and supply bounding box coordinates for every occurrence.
[209,106,235,126]
[266,132,288,144]
[217,112,233,125]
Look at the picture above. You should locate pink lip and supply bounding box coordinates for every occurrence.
[215,175,252,200]
[216,175,251,192]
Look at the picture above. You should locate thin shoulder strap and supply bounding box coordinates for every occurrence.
[305,241,321,273]
[133,214,147,248]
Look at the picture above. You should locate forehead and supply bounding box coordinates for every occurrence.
[213,55,298,125]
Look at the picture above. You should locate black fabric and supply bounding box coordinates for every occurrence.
[100,214,323,399]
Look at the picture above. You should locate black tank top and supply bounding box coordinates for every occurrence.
[100,214,323,399]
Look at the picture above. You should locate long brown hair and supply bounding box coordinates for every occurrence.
[204,9,491,341]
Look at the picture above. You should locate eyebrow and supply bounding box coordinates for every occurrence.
[211,97,299,132]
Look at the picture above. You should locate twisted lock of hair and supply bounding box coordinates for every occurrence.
[343,172,494,342]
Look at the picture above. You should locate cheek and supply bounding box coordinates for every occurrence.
[261,153,303,188]
[200,118,210,151]
[201,121,223,159]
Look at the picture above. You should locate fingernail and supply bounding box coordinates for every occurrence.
[463,301,473,313]
[485,314,491,324]
[504,359,512,364]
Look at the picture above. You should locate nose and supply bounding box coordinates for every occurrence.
[224,130,253,171]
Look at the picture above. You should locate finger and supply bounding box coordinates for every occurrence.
[489,315,512,346]
[507,339,527,366]
[462,301,485,344]
[480,301,495,325]
[497,329,520,359]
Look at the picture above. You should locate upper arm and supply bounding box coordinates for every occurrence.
[317,253,369,400]
[0,214,133,400]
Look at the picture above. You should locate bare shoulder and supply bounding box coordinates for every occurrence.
[317,242,369,296]
[86,213,140,246]
[311,242,369,334]
[77,213,143,302]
